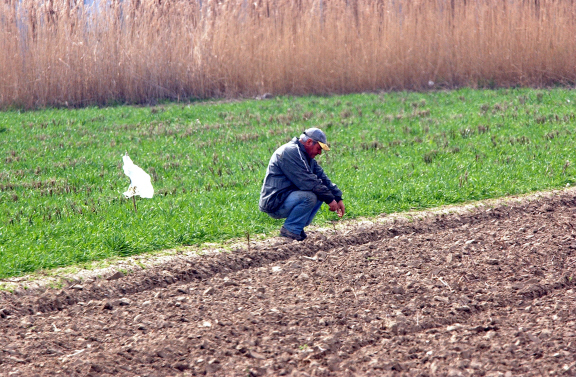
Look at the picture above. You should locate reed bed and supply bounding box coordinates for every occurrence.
[1,0,575,109]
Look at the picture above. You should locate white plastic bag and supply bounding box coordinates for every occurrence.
[122,155,154,199]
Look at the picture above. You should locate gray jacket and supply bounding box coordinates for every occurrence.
[259,138,343,214]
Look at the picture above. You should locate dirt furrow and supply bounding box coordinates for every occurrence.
[2,193,576,376]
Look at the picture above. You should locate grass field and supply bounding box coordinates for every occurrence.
[1,87,576,279]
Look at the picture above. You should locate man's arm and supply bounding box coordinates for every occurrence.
[310,160,343,202]
[310,160,345,217]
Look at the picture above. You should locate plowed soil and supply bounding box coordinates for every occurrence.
[2,192,576,377]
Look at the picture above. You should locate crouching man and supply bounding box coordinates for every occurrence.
[259,128,345,241]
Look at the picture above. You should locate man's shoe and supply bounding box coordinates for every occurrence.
[300,230,307,240]
[280,226,305,241]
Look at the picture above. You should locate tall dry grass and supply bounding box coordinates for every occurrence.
[1,0,575,109]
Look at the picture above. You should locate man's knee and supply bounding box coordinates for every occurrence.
[298,191,318,207]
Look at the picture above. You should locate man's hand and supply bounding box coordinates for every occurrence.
[328,200,345,218]
[336,200,345,218]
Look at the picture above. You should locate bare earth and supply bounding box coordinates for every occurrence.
[2,191,576,377]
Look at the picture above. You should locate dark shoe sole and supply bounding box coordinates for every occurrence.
[280,227,305,241]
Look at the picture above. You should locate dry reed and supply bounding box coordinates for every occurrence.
[1,0,575,109]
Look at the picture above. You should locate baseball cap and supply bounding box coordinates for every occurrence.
[303,128,330,151]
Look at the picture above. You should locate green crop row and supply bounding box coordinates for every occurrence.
[0,87,575,278]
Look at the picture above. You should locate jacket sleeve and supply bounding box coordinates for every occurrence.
[311,160,343,202]
[277,146,340,204]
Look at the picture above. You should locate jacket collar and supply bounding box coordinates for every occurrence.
[292,137,312,162]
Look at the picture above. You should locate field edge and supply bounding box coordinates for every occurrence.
[1,185,574,295]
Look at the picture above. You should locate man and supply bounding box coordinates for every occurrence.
[259,127,345,241]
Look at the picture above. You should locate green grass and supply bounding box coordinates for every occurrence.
[1,87,576,278]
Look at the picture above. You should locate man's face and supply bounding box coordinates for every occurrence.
[304,138,323,159]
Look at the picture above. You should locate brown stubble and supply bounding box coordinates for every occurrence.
[1,0,575,109]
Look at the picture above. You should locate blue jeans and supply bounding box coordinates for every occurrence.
[269,191,323,234]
